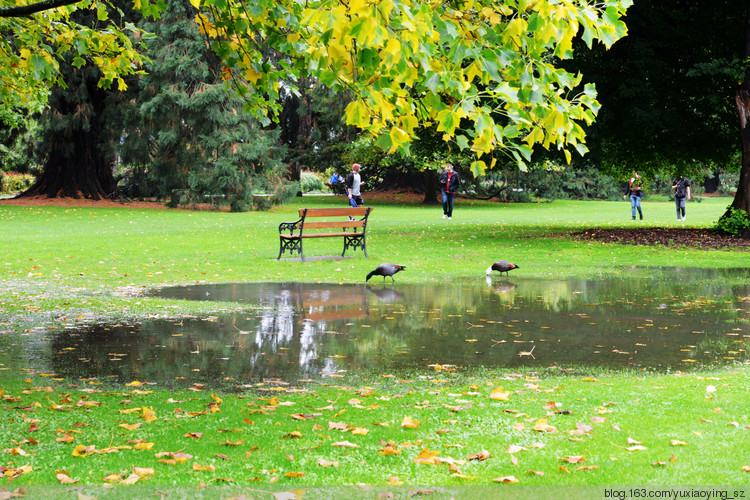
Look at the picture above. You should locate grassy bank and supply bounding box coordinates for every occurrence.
[0,196,749,490]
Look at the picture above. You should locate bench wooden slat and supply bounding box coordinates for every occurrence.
[302,220,365,229]
[299,207,371,217]
[281,232,355,239]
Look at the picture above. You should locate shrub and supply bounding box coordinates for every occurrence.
[0,172,35,195]
[714,207,750,237]
[300,171,325,193]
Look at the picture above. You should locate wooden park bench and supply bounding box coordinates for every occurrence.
[278,207,373,261]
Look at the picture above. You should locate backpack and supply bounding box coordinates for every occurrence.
[675,179,686,198]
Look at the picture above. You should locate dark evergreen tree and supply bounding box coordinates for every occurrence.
[22,60,119,200]
[113,0,294,211]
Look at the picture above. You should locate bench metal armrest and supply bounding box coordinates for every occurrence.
[279,218,303,236]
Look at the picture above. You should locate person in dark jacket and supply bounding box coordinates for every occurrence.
[671,177,691,221]
[623,173,644,221]
[439,164,460,220]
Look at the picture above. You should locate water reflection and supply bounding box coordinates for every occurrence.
[7,268,750,385]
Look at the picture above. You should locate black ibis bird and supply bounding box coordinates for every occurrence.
[366,263,405,283]
[486,260,519,277]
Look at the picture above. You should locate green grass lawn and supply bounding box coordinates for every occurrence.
[0,196,749,494]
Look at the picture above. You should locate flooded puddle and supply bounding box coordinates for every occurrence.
[5,268,750,385]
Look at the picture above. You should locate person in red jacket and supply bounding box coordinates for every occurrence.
[439,163,460,220]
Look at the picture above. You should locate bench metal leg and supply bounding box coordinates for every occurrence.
[279,237,303,260]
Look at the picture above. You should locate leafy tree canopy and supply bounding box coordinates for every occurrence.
[0,0,163,124]
[193,0,632,176]
[3,0,631,176]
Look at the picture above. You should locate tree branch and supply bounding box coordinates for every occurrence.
[0,0,83,18]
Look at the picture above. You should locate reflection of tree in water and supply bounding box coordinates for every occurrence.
[39,274,750,383]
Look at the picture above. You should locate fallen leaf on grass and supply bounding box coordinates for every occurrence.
[560,455,585,464]
[183,432,203,439]
[317,459,338,468]
[291,413,321,421]
[527,470,544,476]
[466,450,491,461]
[141,407,157,423]
[577,465,599,471]
[220,440,244,446]
[284,472,305,478]
[492,476,519,483]
[626,445,648,451]
[414,448,441,465]
[401,416,420,429]
[120,473,141,485]
[533,418,557,433]
[670,440,688,446]
[379,443,400,456]
[132,467,154,477]
[742,466,750,472]
[103,473,122,482]
[119,423,142,431]
[192,463,216,472]
[490,387,511,401]
[328,421,349,431]
[283,431,302,439]
[331,441,359,448]
[56,472,77,484]
[507,445,526,454]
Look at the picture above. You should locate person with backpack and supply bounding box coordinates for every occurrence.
[671,177,692,221]
[624,173,644,221]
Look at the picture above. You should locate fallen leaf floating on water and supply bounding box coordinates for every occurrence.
[271,490,306,500]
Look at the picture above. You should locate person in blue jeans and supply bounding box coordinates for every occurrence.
[439,163,460,219]
[623,173,644,220]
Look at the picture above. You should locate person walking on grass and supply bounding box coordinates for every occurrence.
[346,163,365,207]
[439,163,460,220]
[624,173,644,221]
[671,177,691,221]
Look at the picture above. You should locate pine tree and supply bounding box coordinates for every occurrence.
[114,0,295,211]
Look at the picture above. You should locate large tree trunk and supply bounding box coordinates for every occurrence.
[19,65,118,200]
[422,170,440,205]
[725,1,750,236]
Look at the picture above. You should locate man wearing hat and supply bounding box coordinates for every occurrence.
[346,163,365,207]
